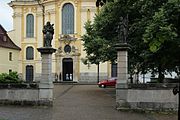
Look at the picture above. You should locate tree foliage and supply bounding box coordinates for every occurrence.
[142,0,180,81]
[82,0,180,82]
[82,21,108,64]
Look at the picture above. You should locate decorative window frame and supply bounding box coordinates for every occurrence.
[24,12,36,38]
[59,1,77,35]
[25,45,35,60]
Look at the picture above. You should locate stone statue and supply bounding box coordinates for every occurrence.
[43,21,54,47]
[117,15,128,43]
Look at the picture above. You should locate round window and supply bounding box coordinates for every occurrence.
[64,45,71,53]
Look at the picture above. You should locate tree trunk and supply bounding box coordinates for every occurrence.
[158,65,164,83]
[143,74,145,83]
[97,63,100,83]
[130,74,133,83]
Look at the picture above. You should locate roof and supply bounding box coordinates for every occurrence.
[0,24,21,50]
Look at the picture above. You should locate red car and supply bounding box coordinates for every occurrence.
[98,77,117,88]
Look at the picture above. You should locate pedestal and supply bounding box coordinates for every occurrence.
[37,47,56,105]
[115,43,130,110]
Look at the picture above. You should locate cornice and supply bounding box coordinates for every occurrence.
[12,12,23,17]
[9,1,39,7]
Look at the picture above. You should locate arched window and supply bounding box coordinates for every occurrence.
[26,65,34,82]
[62,3,74,34]
[26,14,34,37]
[26,46,34,60]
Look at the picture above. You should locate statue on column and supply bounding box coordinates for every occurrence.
[117,15,128,43]
[43,21,54,47]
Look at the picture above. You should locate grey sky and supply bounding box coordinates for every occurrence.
[0,0,13,31]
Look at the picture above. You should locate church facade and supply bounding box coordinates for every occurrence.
[8,0,116,82]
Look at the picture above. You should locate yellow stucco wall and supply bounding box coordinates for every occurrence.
[0,47,19,73]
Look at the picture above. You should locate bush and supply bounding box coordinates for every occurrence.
[0,72,22,83]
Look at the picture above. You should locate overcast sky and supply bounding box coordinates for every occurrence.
[0,0,13,31]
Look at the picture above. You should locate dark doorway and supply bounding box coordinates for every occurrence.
[26,65,34,82]
[111,63,117,77]
[62,58,73,81]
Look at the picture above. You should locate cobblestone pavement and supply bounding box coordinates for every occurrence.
[0,85,178,120]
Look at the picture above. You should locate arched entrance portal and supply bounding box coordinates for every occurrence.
[62,58,73,81]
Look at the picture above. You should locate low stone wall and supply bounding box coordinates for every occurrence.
[116,83,178,111]
[0,84,53,106]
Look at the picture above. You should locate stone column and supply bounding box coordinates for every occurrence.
[37,47,56,106]
[115,43,130,110]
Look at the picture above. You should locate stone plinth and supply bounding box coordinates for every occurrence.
[37,47,56,105]
[115,43,130,109]
[115,43,130,87]
[37,47,56,54]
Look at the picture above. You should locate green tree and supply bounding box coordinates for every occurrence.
[82,0,180,82]
[92,0,167,79]
[143,0,180,81]
[82,21,108,82]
